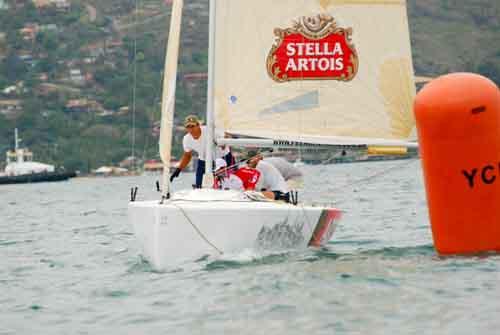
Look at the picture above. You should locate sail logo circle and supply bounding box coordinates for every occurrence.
[267,14,358,83]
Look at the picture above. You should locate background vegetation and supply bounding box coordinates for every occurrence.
[0,0,498,172]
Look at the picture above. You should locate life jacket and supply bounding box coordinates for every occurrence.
[234,167,261,191]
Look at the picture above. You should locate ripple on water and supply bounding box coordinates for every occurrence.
[92,289,130,299]
[39,259,65,269]
[0,240,19,247]
[126,257,157,274]
[30,304,42,311]
[3,164,500,334]
[204,251,292,271]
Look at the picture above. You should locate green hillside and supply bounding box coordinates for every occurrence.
[0,0,498,173]
[409,0,500,79]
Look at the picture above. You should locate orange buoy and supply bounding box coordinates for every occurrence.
[414,72,500,255]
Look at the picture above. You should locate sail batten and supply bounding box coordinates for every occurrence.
[213,0,416,144]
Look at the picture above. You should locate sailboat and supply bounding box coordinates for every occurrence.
[129,0,417,270]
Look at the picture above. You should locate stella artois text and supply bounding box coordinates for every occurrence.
[267,15,358,83]
[285,42,345,72]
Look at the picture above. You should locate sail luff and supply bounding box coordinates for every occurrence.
[202,0,216,188]
[159,0,183,196]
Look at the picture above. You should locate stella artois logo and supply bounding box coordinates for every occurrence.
[267,14,358,83]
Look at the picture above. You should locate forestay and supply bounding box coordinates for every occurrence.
[212,0,416,146]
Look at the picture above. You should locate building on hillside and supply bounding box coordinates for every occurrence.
[95,109,114,117]
[92,165,135,176]
[33,0,70,11]
[151,120,161,138]
[2,82,25,96]
[119,156,141,169]
[84,72,93,83]
[35,83,59,96]
[92,166,129,176]
[11,0,24,9]
[183,72,208,90]
[19,23,39,41]
[52,0,70,11]
[82,56,96,64]
[80,42,105,58]
[143,159,183,173]
[105,39,123,54]
[0,32,6,56]
[69,69,85,85]
[19,54,34,66]
[39,24,59,33]
[36,83,80,97]
[143,159,163,172]
[65,99,103,113]
[32,0,51,8]
[2,86,17,95]
[183,73,208,81]
[117,106,129,115]
[0,100,23,118]
[38,73,49,81]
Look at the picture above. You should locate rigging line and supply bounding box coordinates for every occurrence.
[324,157,420,196]
[170,202,224,255]
[131,0,139,171]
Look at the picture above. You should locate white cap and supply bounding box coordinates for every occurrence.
[215,158,227,171]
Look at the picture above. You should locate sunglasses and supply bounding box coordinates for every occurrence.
[185,124,196,129]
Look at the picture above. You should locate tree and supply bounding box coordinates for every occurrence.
[2,52,28,82]
[36,31,58,51]
[476,61,500,86]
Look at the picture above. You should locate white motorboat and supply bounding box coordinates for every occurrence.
[0,128,76,185]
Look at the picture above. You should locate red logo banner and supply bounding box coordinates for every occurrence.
[267,15,358,83]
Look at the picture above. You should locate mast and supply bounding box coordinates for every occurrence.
[14,128,24,163]
[203,0,216,187]
[159,0,184,198]
[14,128,19,152]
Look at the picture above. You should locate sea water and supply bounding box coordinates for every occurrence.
[1,160,499,334]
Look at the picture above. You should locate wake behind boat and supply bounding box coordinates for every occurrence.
[0,129,76,185]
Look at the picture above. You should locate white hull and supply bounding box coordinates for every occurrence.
[129,189,341,270]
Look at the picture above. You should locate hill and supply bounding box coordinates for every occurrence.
[0,0,498,172]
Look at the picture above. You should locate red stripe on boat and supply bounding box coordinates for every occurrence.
[308,209,342,247]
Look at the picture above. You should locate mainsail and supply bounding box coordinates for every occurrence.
[212,0,416,146]
[159,0,183,195]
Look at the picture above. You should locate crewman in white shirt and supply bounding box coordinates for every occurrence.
[170,115,231,188]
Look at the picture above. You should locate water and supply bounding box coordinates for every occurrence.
[1,160,499,334]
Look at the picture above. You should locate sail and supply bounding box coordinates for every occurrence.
[159,0,183,193]
[213,0,416,145]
